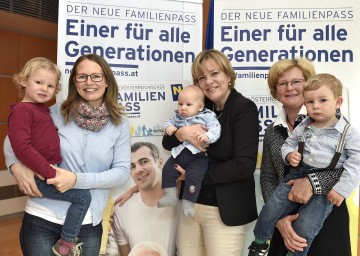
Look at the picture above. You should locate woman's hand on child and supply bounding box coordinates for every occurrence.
[194,132,209,144]
[175,124,208,151]
[12,162,43,197]
[287,177,313,204]
[47,165,77,193]
[327,189,344,206]
[276,213,307,252]
[174,164,186,180]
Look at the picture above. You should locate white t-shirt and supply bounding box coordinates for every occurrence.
[112,193,178,256]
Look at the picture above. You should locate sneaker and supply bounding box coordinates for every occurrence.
[52,239,83,256]
[248,241,269,256]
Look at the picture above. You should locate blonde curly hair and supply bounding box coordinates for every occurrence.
[13,57,61,98]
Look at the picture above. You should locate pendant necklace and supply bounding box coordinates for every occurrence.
[213,105,222,119]
[286,115,294,129]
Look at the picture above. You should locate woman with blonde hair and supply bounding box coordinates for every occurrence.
[163,49,259,255]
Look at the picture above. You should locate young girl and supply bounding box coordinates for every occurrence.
[8,57,91,256]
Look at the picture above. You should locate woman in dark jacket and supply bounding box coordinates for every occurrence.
[260,58,351,256]
[163,49,259,256]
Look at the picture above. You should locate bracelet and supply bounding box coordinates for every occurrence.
[306,174,316,194]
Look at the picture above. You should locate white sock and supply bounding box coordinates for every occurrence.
[157,187,178,208]
[182,199,196,217]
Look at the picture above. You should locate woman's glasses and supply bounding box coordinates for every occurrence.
[74,73,104,82]
[276,79,305,89]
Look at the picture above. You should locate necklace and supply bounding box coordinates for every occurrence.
[213,105,222,119]
[286,115,294,128]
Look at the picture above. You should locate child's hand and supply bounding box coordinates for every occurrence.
[287,151,302,167]
[327,189,344,206]
[194,132,209,144]
[165,125,177,136]
[115,185,139,206]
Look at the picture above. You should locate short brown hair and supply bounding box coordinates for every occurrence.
[304,73,342,97]
[131,142,160,161]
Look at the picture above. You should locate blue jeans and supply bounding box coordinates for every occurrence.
[20,212,102,256]
[35,177,91,242]
[254,164,333,256]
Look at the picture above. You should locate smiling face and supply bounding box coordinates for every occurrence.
[276,66,305,111]
[74,59,107,107]
[196,59,231,109]
[304,85,342,127]
[22,68,58,103]
[130,146,163,191]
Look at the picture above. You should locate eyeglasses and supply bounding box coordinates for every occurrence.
[74,73,104,83]
[276,79,305,89]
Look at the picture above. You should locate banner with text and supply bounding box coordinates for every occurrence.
[214,1,359,255]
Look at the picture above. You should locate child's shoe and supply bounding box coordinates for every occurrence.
[52,239,83,256]
[248,241,269,256]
